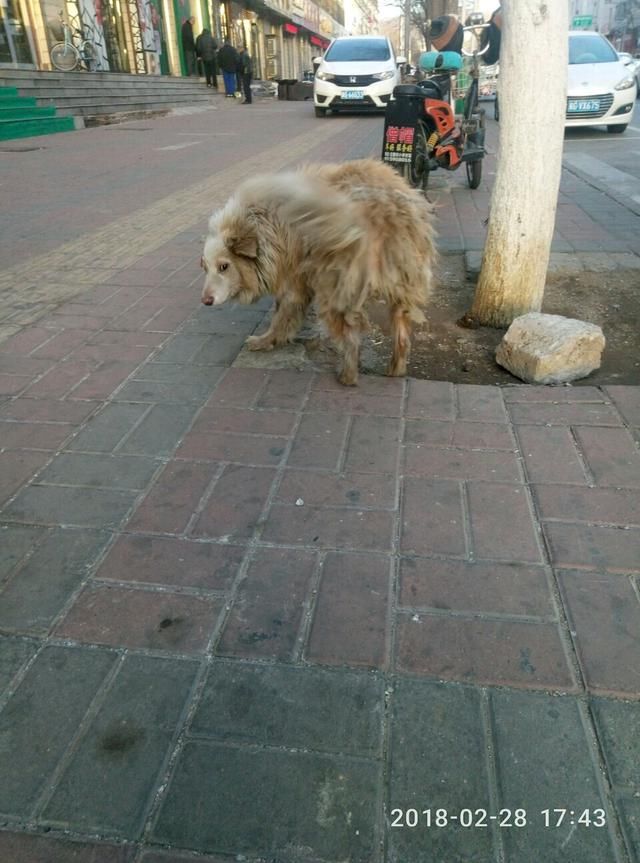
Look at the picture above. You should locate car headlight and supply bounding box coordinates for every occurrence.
[614,74,635,90]
[316,71,335,81]
[372,70,395,80]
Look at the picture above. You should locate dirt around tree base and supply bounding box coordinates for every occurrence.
[300,255,640,386]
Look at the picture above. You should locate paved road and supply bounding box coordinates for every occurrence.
[561,99,640,214]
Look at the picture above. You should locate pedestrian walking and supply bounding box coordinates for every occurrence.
[238,45,253,104]
[181,16,197,76]
[196,27,218,88]
[218,38,239,98]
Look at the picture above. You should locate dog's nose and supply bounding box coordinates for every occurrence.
[202,296,214,306]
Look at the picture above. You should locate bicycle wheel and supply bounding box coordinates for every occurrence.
[50,41,79,71]
[411,123,430,193]
[81,41,97,71]
[466,159,482,189]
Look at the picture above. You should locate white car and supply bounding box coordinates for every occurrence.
[566,31,637,133]
[618,51,640,93]
[313,36,405,117]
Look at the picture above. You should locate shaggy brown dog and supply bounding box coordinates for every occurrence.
[201,158,436,385]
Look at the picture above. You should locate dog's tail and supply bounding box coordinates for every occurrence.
[237,173,366,255]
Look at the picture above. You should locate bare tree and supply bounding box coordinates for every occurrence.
[391,0,458,50]
[462,1,569,328]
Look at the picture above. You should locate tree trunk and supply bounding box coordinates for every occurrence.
[466,0,568,328]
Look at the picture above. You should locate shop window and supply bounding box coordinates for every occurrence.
[1,0,35,64]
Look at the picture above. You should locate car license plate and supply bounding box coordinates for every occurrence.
[342,89,364,100]
[567,99,600,112]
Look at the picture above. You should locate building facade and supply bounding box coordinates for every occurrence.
[0,0,348,80]
[569,0,639,50]
[343,0,377,35]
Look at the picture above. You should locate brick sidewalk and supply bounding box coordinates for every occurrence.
[0,104,639,862]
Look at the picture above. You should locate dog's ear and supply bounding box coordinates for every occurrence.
[225,231,258,259]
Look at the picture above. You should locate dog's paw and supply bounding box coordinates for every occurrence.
[245,334,275,352]
[387,360,407,377]
[337,368,358,387]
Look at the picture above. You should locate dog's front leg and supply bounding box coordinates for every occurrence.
[245,294,308,352]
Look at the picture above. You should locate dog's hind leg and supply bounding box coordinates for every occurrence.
[246,293,309,352]
[388,304,412,377]
[326,310,365,387]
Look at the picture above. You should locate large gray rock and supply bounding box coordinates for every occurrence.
[496,313,605,384]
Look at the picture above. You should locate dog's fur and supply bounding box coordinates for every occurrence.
[201,158,436,385]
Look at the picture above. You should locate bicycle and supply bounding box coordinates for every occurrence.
[50,13,97,72]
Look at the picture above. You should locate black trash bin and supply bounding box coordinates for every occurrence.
[288,81,314,101]
[276,79,297,100]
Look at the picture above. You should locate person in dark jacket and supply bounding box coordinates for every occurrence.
[218,39,239,98]
[181,16,197,76]
[196,28,218,88]
[238,46,253,104]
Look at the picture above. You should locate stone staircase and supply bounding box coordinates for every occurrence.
[0,70,216,139]
[0,84,75,141]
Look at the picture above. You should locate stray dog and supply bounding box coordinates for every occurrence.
[201,158,436,385]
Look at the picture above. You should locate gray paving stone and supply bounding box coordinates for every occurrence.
[182,306,264,335]
[129,363,222,384]
[66,403,150,453]
[153,741,380,861]
[0,635,38,695]
[150,335,209,364]
[0,831,135,863]
[119,364,225,407]
[590,697,640,789]
[37,453,160,490]
[190,334,247,365]
[43,653,199,836]
[113,368,224,404]
[117,404,198,456]
[0,523,45,581]
[0,528,111,633]
[618,798,640,863]
[491,689,616,862]
[0,645,116,815]
[191,661,384,756]
[388,679,493,863]
[3,485,137,529]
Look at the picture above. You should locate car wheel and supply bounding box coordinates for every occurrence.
[314,106,328,117]
[606,123,627,134]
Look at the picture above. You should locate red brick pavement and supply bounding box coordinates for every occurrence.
[3,337,639,695]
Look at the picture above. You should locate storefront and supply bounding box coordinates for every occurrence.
[173,0,210,74]
[1,0,198,74]
[2,0,341,77]
[0,0,37,65]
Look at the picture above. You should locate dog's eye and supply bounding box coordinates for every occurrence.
[218,263,229,273]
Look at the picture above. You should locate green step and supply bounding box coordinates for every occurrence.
[0,105,56,120]
[0,86,19,98]
[0,95,38,107]
[0,115,75,141]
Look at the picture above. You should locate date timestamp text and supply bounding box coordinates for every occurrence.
[390,808,607,828]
